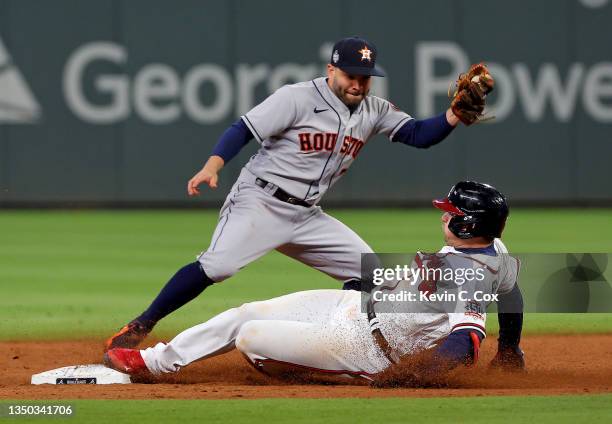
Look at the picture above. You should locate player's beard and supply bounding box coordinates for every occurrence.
[331,79,368,110]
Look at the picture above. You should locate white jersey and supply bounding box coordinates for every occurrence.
[375,238,520,357]
[241,77,412,204]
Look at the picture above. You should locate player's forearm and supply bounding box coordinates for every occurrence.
[202,155,225,174]
[210,119,254,164]
[496,284,524,349]
[388,330,482,382]
[435,329,483,368]
[371,329,482,388]
[392,112,456,148]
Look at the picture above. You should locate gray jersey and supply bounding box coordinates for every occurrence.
[242,77,412,204]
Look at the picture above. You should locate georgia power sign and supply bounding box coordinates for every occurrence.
[2,37,612,126]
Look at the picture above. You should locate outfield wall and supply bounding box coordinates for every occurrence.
[0,0,611,206]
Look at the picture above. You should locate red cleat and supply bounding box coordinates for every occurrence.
[104,348,149,375]
[104,321,151,352]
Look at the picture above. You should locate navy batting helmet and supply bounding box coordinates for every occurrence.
[432,181,509,240]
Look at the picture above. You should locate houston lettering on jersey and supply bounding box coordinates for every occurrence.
[298,133,337,152]
[298,132,364,159]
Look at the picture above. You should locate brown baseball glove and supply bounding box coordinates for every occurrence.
[450,63,495,126]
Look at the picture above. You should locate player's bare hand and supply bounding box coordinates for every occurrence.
[187,156,225,196]
[188,169,218,195]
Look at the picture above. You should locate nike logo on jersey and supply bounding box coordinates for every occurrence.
[313,107,329,114]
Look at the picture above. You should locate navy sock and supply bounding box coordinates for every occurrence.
[342,279,362,291]
[136,262,214,327]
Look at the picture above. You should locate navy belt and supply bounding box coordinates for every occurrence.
[255,178,312,208]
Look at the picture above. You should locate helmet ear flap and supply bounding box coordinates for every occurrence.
[448,218,477,239]
[458,222,477,239]
[451,217,506,240]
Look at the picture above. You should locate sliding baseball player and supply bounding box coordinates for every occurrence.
[105,181,525,380]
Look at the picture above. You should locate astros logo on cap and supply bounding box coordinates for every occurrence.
[358,46,372,61]
[332,50,340,64]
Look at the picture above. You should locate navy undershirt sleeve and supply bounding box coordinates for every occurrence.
[392,112,455,148]
[496,283,524,349]
[436,329,483,365]
[211,119,254,163]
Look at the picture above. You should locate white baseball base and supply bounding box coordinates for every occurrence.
[31,364,131,385]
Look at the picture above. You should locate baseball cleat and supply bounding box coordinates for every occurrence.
[104,348,149,375]
[104,320,151,351]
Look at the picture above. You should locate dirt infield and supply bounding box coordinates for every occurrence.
[2,334,611,400]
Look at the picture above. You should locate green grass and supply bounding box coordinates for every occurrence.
[1,209,611,340]
[1,210,612,421]
[1,395,612,423]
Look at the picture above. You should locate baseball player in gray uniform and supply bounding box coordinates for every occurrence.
[104,181,525,379]
[105,36,492,352]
